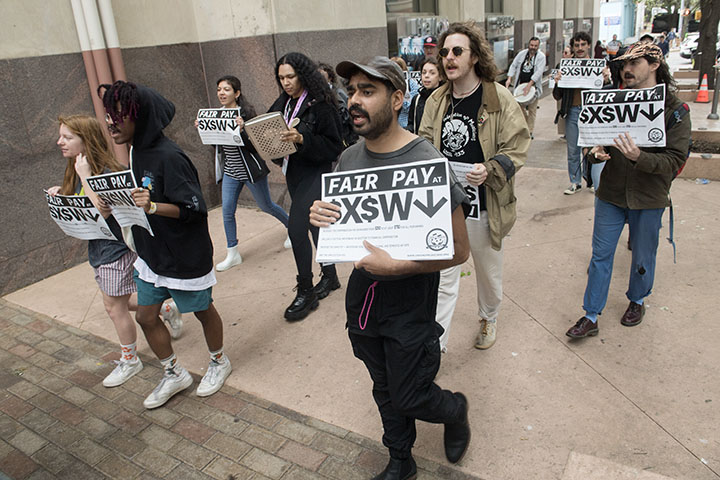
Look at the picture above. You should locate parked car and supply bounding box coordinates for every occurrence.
[686,33,720,68]
[680,32,700,59]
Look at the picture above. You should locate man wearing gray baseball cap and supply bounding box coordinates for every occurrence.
[311,56,472,479]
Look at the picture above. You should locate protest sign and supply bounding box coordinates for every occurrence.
[557,58,606,89]
[45,192,118,241]
[85,170,154,235]
[316,158,455,263]
[404,70,422,91]
[196,108,244,146]
[578,84,666,147]
[548,68,558,89]
[448,162,480,220]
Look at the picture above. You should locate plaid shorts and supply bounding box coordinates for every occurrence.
[94,250,137,297]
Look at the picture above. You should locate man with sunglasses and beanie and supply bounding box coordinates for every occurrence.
[99,81,232,409]
[419,21,529,353]
[310,57,472,479]
[566,43,691,339]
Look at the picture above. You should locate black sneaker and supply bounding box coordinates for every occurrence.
[314,274,341,300]
[563,184,582,195]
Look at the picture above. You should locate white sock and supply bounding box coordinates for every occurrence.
[209,348,226,365]
[120,343,137,363]
[160,353,178,373]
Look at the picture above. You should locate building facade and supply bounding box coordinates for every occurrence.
[1,0,600,295]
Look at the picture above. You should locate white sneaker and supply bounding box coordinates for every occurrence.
[196,359,232,397]
[216,246,242,272]
[103,359,143,387]
[474,319,496,350]
[161,300,183,339]
[284,235,292,249]
[563,184,582,195]
[143,365,192,409]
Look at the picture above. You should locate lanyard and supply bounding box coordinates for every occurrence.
[523,50,536,71]
[283,90,307,126]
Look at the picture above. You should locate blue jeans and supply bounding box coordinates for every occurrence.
[221,174,289,248]
[565,106,583,186]
[591,161,606,189]
[583,198,664,319]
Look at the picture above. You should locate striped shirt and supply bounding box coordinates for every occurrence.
[221,145,250,181]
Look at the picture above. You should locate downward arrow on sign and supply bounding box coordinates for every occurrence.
[413,190,448,217]
[640,103,663,121]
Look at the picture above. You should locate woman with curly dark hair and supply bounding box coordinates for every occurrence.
[268,52,344,321]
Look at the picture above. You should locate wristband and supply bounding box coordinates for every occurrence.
[148,202,157,215]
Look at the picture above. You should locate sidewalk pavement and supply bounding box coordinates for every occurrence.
[3,92,719,480]
[0,299,480,480]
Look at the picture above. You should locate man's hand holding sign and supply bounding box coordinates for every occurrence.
[312,158,461,275]
[578,84,666,148]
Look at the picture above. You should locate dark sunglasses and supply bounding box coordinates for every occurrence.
[438,46,471,58]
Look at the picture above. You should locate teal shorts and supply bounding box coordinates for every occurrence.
[133,270,213,313]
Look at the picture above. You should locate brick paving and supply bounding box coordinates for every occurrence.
[0,299,481,480]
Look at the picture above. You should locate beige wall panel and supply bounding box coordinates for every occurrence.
[109,0,385,49]
[585,0,599,18]
[0,0,81,59]
[271,0,386,33]
[564,0,579,18]
[437,0,485,23]
[192,0,274,41]
[548,0,565,20]
[504,0,535,21]
[111,0,199,47]
[540,0,561,20]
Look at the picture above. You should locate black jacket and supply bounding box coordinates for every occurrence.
[406,85,441,134]
[268,92,343,178]
[130,85,214,279]
[552,62,576,120]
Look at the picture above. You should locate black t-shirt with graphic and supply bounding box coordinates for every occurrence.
[442,85,486,211]
[518,52,536,85]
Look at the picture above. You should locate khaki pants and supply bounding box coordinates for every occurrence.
[436,211,504,349]
[522,96,539,134]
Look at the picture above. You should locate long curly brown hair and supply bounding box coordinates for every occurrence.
[438,21,498,83]
[58,115,123,195]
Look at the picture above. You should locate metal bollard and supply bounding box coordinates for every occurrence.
[708,64,720,120]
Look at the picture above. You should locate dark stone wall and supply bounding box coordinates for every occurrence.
[0,26,387,296]
[0,54,95,295]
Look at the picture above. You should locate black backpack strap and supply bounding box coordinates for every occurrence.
[666,102,690,264]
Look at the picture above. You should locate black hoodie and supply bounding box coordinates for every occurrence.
[130,85,214,279]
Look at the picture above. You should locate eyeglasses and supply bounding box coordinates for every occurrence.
[438,46,471,58]
[104,113,121,133]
